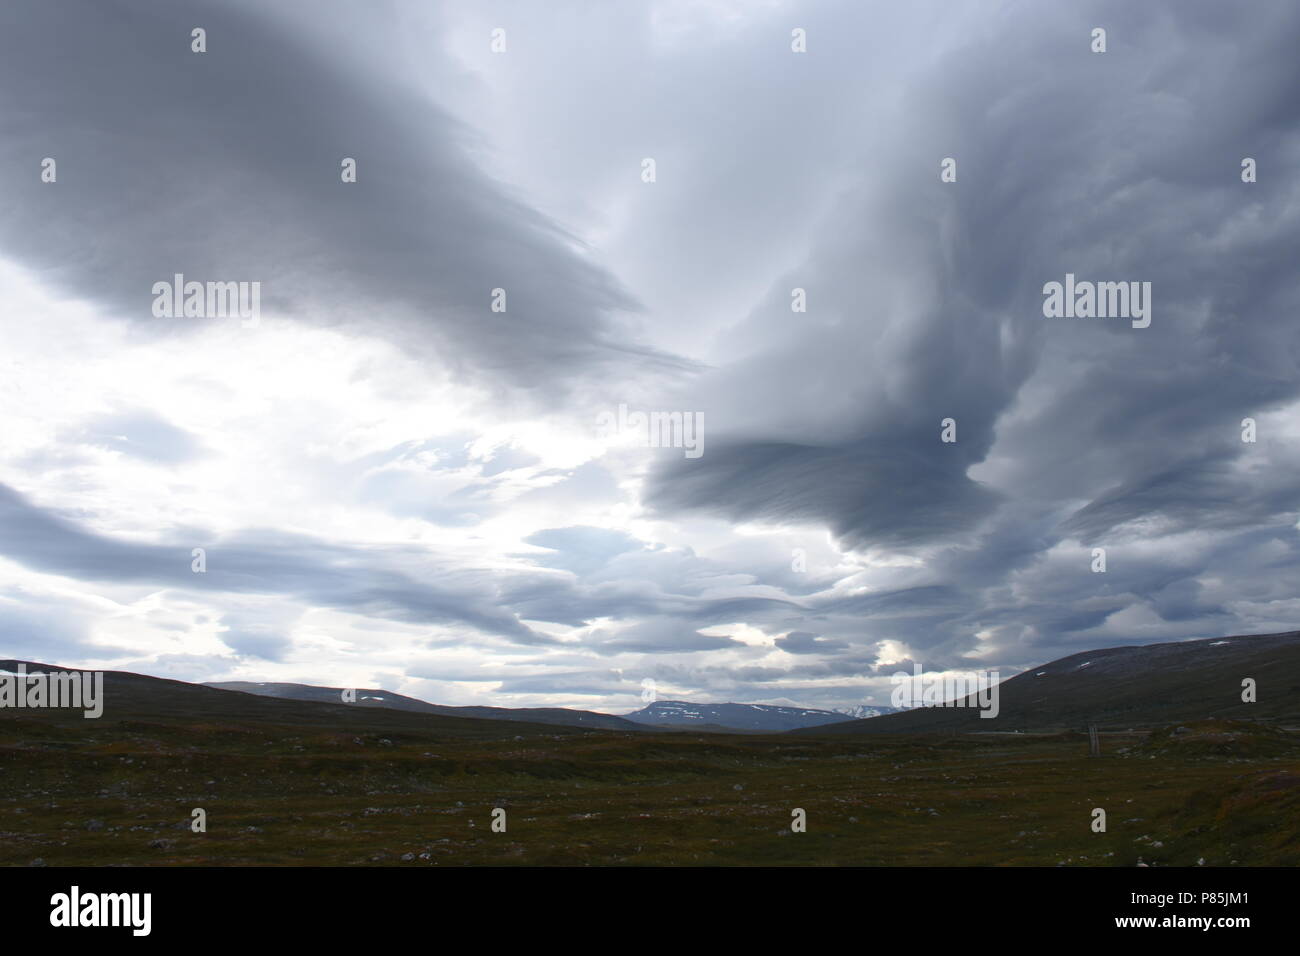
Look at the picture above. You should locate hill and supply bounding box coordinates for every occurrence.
[796,631,1300,735]
[4,652,1299,866]
[205,680,641,731]
[1,660,617,739]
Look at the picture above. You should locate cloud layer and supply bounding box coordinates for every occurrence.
[0,0,1297,713]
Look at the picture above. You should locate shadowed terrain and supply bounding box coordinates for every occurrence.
[802,632,1300,735]
[204,680,643,731]
[2,642,1298,866]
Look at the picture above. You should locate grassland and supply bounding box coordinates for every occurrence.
[3,707,1296,867]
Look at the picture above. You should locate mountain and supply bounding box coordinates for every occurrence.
[205,680,642,731]
[794,630,1300,735]
[623,699,896,732]
[834,704,896,721]
[15,629,1294,739]
[1,660,610,738]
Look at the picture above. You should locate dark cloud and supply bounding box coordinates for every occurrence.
[0,482,551,645]
[0,0,686,407]
[649,439,1000,550]
[630,0,1300,688]
[774,631,847,655]
[585,620,742,656]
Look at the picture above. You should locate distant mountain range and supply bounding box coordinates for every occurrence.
[9,630,1296,737]
[835,704,897,721]
[204,681,641,731]
[208,683,898,733]
[622,699,897,732]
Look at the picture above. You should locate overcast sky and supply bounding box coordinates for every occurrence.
[0,0,1297,713]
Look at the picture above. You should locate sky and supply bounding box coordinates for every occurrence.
[0,0,1297,714]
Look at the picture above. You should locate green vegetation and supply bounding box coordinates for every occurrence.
[3,704,1296,866]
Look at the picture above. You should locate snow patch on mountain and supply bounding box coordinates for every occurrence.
[624,699,898,731]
